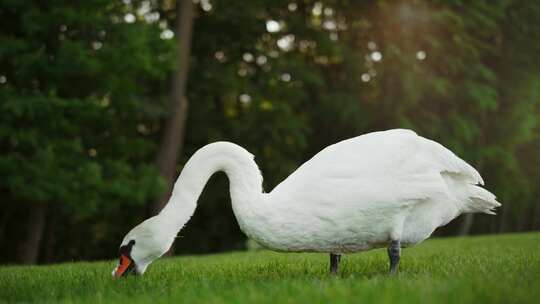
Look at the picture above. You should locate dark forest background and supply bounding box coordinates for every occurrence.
[1,0,539,265]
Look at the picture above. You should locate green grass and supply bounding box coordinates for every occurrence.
[1,233,539,303]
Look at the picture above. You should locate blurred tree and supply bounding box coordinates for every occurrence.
[267,0,540,236]
[1,0,539,264]
[164,0,312,253]
[152,0,195,215]
[0,0,174,263]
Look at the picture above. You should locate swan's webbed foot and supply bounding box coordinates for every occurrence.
[330,253,341,275]
[388,240,401,275]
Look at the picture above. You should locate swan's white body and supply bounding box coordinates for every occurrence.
[116,129,500,275]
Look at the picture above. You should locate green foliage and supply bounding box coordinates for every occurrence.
[181,0,540,240]
[1,0,540,263]
[0,233,539,303]
[0,0,173,261]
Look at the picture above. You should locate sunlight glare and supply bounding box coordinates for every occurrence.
[214,51,225,62]
[243,53,254,62]
[124,13,135,23]
[324,7,333,16]
[281,73,291,82]
[256,55,267,65]
[371,51,382,62]
[277,34,295,51]
[201,0,212,12]
[239,94,252,104]
[160,29,174,40]
[361,73,371,82]
[144,12,160,23]
[238,68,248,77]
[312,2,323,16]
[266,20,281,33]
[92,41,103,50]
[288,3,297,12]
[137,1,151,16]
[323,20,336,31]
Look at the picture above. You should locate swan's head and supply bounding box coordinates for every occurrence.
[112,216,174,277]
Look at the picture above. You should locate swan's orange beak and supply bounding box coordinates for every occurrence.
[113,254,132,278]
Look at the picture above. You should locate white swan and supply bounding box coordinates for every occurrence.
[112,129,500,277]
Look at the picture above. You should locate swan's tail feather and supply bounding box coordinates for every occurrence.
[464,185,501,215]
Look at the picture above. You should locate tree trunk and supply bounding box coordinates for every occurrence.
[0,203,14,246]
[19,202,47,264]
[43,214,57,264]
[458,213,474,236]
[532,198,540,230]
[458,148,485,236]
[151,0,196,215]
[498,203,509,233]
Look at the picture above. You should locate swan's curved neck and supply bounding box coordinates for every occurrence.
[157,142,265,235]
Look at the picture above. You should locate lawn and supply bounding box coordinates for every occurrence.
[1,232,539,303]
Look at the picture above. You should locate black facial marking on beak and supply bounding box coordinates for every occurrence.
[119,240,136,256]
[114,240,137,278]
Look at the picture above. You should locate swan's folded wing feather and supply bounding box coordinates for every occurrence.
[270,129,452,208]
[418,138,484,185]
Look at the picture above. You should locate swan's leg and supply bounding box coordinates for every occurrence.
[330,253,341,275]
[387,240,401,275]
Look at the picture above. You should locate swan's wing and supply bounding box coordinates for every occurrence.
[270,129,481,208]
[416,137,483,185]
